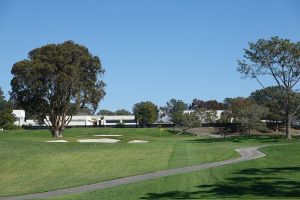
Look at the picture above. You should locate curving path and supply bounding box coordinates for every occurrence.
[0,147,266,200]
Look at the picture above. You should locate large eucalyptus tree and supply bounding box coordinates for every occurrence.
[11,41,105,138]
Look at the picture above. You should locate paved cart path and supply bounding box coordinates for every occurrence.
[0,147,266,200]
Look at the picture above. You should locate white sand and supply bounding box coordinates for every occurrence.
[128,140,148,143]
[94,135,123,137]
[46,140,68,143]
[78,138,120,143]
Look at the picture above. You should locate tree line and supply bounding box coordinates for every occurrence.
[1,37,299,139]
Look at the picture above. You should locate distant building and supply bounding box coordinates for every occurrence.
[101,115,136,126]
[12,110,25,126]
[67,115,98,126]
[12,110,137,127]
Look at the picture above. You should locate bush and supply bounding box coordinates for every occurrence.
[237,124,248,134]
[256,122,272,133]
[1,123,21,130]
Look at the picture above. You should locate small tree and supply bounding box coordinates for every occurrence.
[0,87,15,128]
[133,101,158,127]
[195,108,218,123]
[217,110,232,123]
[237,37,300,139]
[160,99,187,127]
[190,99,225,110]
[249,86,300,132]
[177,112,201,135]
[224,97,255,118]
[11,41,105,138]
[114,109,131,115]
[236,104,269,134]
[98,110,114,116]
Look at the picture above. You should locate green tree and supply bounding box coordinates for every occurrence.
[224,97,255,119]
[190,99,225,110]
[11,41,105,138]
[236,104,269,134]
[195,108,218,123]
[133,101,158,127]
[97,109,114,115]
[237,37,300,139]
[250,86,298,132]
[217,110,232,123]
[160,99,187,127]
[75,106,94,115]
[0,87,15,128]
[114,109,131,115]
[177,112,201,134]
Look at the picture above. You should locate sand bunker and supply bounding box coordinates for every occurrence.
[78,138,120,143]
[128,140,148,143]
[94,135,123,137]
[46,140,68,143]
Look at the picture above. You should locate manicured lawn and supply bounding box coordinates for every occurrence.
[1,128,240,196]
[48,140,300,200]
[1,128,298,199]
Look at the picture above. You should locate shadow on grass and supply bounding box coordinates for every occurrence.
[140,167,300,199]
[236,167,300,175]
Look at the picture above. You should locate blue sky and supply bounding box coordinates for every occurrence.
[0,0,299,111]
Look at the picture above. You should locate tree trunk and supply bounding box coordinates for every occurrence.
[284,94,292,139]
[52,128,63,138]
[285,114,292,139]
[50,117,65,138]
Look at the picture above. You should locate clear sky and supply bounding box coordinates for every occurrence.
[0,0,299,111]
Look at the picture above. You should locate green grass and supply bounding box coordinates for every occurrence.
[48,140,300,200]
[0,128,240,196]
[1,128,299,199]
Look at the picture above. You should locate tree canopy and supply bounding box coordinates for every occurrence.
[237,37,300,138]
[97,109,131,116]
[98,109,114,116]
[114,109,131,115]
[160,99,187,127]
[0,87,15,128]
[190,99,225,110]
[250,86,284,121]
[133,101,158,127]
[236,104,269,134]
[177,112,201,134]
[11,41,105,137]
[224,97,255,118]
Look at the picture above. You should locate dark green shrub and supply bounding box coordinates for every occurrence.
[256,122,272,133]
[1,123,21,130]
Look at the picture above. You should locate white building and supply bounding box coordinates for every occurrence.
[67,115,98,126]
[101,115,136,126]
[12,110,25,126]
[66,115,136,126]
[13,110,136,127]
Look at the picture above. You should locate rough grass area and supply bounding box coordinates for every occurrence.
[47,141,300,200]
[0,128,242,196]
